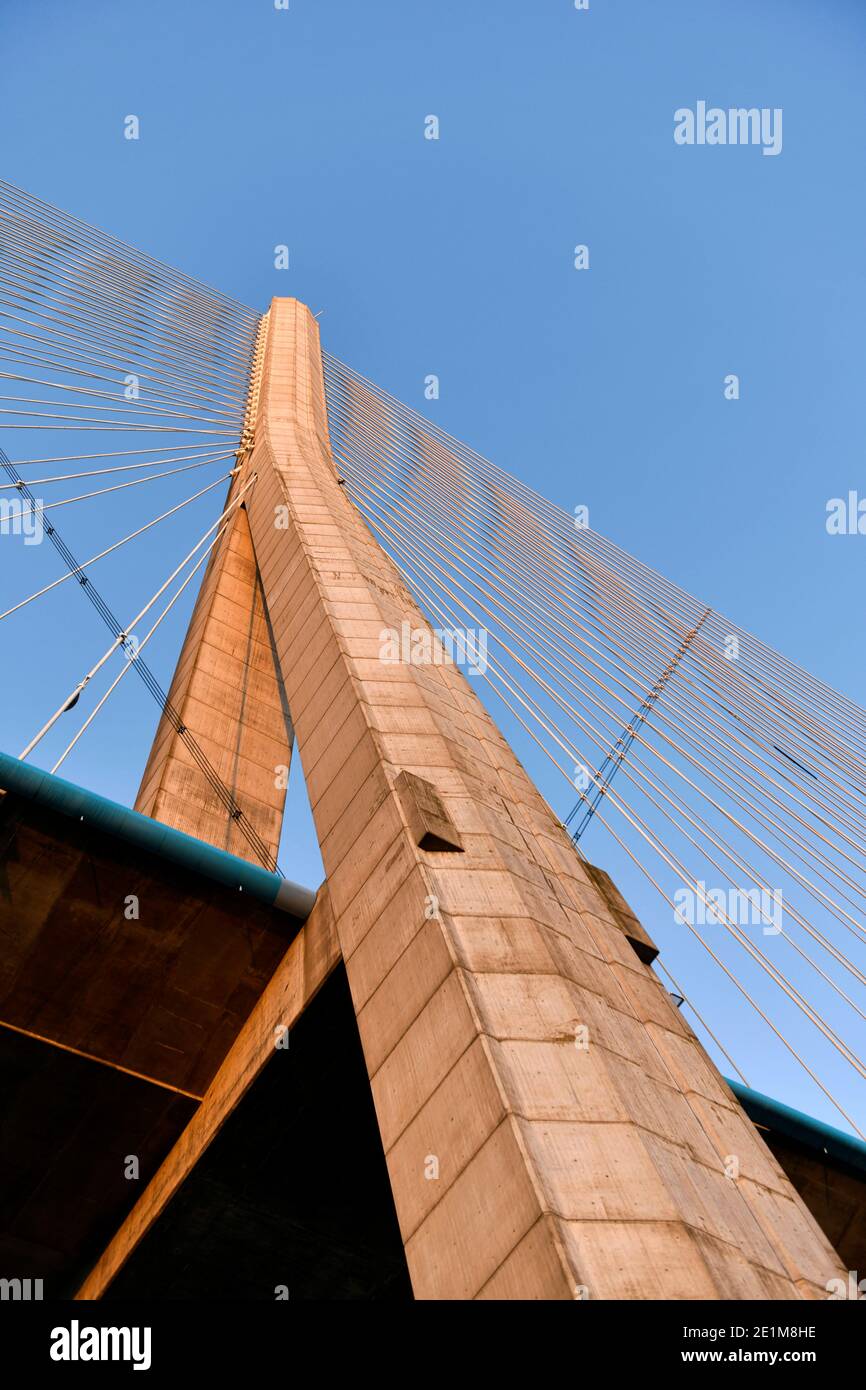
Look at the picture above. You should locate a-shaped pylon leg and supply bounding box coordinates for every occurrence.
[135,297,845,1300]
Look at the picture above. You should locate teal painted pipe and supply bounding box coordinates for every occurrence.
[727,1078,866,1177]
[0,750,316,919]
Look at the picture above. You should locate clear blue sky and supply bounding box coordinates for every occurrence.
[1,0,864,1131]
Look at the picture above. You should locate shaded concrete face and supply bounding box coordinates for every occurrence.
[74,884,341,1300]
[0,795,305,1295]
[214,297,846,1300]
[102,965,413,1302]
[0,1028,195,1299]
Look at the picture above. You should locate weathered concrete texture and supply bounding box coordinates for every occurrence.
[215,297,846,1300]
[135,498,293,865]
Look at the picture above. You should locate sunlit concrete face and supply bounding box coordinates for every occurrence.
[133,298,847,1300]
[135,484,293,867]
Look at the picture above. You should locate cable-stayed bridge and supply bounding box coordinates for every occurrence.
[0,182,863,1301]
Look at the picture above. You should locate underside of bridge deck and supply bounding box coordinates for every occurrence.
[0,782,306,1295]
[1,770,864,1300]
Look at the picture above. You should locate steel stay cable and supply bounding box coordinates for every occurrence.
[0,392,234,428]
[328,369,866,783]
[50,518,233,772]
[353,478,866,958]
[587,797,866,1138]
[0,278,254,394]
[0,475,233,623]
[4,450,277,871]
[326,380,866,783]
[0,247,257,368]
[344,458,866,895]
[0,352,245,416]
[339,428,866,844]
[0,340,247,413]
[0,448,234,487]
[378,526,866,1102]
[0,370,238,422]
[362,513,865,1131]
[325,357,866,1130]
[352,474,866,946]
[3,442,227,468]
[23,455,233,513]
[347,472,866,973]
[325,354,866,740]
[0,181,259,321]
[0,222,258,358]
[0,310,250,405]
[0,300,254,402]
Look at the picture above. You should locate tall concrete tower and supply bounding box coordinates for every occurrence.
[111,299,844,1300]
